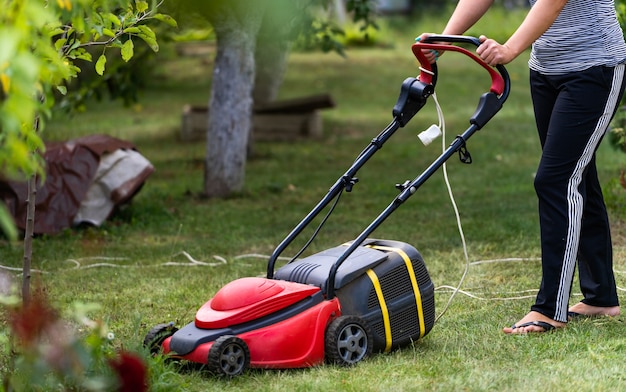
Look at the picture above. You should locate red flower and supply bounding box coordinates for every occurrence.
[109,352,148,392]
[9,289,59,348]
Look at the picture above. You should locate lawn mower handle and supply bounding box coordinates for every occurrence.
[412,34,509,99]
[267,36,511,300]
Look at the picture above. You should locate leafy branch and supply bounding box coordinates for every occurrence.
[53,0,177,76]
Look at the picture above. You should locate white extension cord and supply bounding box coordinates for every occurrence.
[425,92,472,323]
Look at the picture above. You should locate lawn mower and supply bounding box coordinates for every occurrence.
[144,35,511,376]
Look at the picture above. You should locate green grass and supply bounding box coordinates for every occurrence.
[2,8,626,391]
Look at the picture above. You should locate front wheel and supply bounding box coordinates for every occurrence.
[207,335,250,377]
[325,315,373,366]
[143,322,178,355]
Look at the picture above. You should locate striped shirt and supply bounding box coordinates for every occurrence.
[528,0,626,75]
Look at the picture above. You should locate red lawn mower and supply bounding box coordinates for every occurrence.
[144,35,511,376]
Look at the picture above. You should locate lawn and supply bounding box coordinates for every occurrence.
[2,7,626,392]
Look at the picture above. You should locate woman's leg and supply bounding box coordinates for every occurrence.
[505,65,624,332]
[577,157,619,308]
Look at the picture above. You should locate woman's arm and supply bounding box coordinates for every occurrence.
[478,0,569,65]
[441,0,496,35]
[419,0,568,65]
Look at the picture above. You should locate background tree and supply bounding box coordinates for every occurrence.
[175,0,377,198]
[254,0,376,104]
[193,0,265,198]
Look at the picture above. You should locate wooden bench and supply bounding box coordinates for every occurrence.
[181,94,336,142]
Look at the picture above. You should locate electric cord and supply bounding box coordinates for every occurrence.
[427,92,471,323]
[1,253,623,293]
[288,189,344,264]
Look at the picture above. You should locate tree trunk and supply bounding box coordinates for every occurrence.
[22,113,41,304]
[333,0,347,24]
[253,0,317,105]
[203,3,264,197]
[249,1,296,155]
[22,174,36,304]
[253,6,294,105]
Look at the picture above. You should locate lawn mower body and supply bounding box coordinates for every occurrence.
[157,239,434,370]
[162,280,337,368]
[144,35,510,376]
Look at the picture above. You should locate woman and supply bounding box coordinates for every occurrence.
[421,0,625,333]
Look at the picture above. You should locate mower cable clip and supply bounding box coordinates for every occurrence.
[370,137,384,148]
[455,135,473,164]
[395,180,411,191]
[342,175,359,192]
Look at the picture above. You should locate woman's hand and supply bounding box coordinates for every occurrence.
[476,35,515,66]
[415,33,447,64]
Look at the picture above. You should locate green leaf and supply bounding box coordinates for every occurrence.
[95,54,106,75]
[56,85,67,95]
[137,25,156,41]
[49,27,66,36]
[92,24,104,38]
[107,13,122,27]
[73,49,92,62]
[92,11,105,26]
[66,47,92,61]
[0,203,17,241]
[138,35,159,52]
[121,39,134,62]
[153,13,178,28]
[68,39,81,51]
[72,15,86,34]
[123,27,141,34]
[137,25,158,52]
[54,38,67,51]
[102,28,116,38]
[135,0,149,13]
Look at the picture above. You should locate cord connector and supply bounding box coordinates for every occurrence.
[418,124,442,146]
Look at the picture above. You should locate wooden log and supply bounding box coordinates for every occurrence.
[181,94,334,142]
[253,111,323,141]
[254,93,335,114]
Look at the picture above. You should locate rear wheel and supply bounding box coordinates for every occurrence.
[207,335,250,377]
[143,323,178,355]
[325,315,373,366]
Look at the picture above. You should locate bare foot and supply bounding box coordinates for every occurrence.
[502,311,566,334]
[568,302,620,319]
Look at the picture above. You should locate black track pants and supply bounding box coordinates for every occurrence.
[529,64,625,323]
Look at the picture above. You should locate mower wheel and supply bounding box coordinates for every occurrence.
[143,322,178,355]
[207,335,250,377]
[325,315,373,366]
